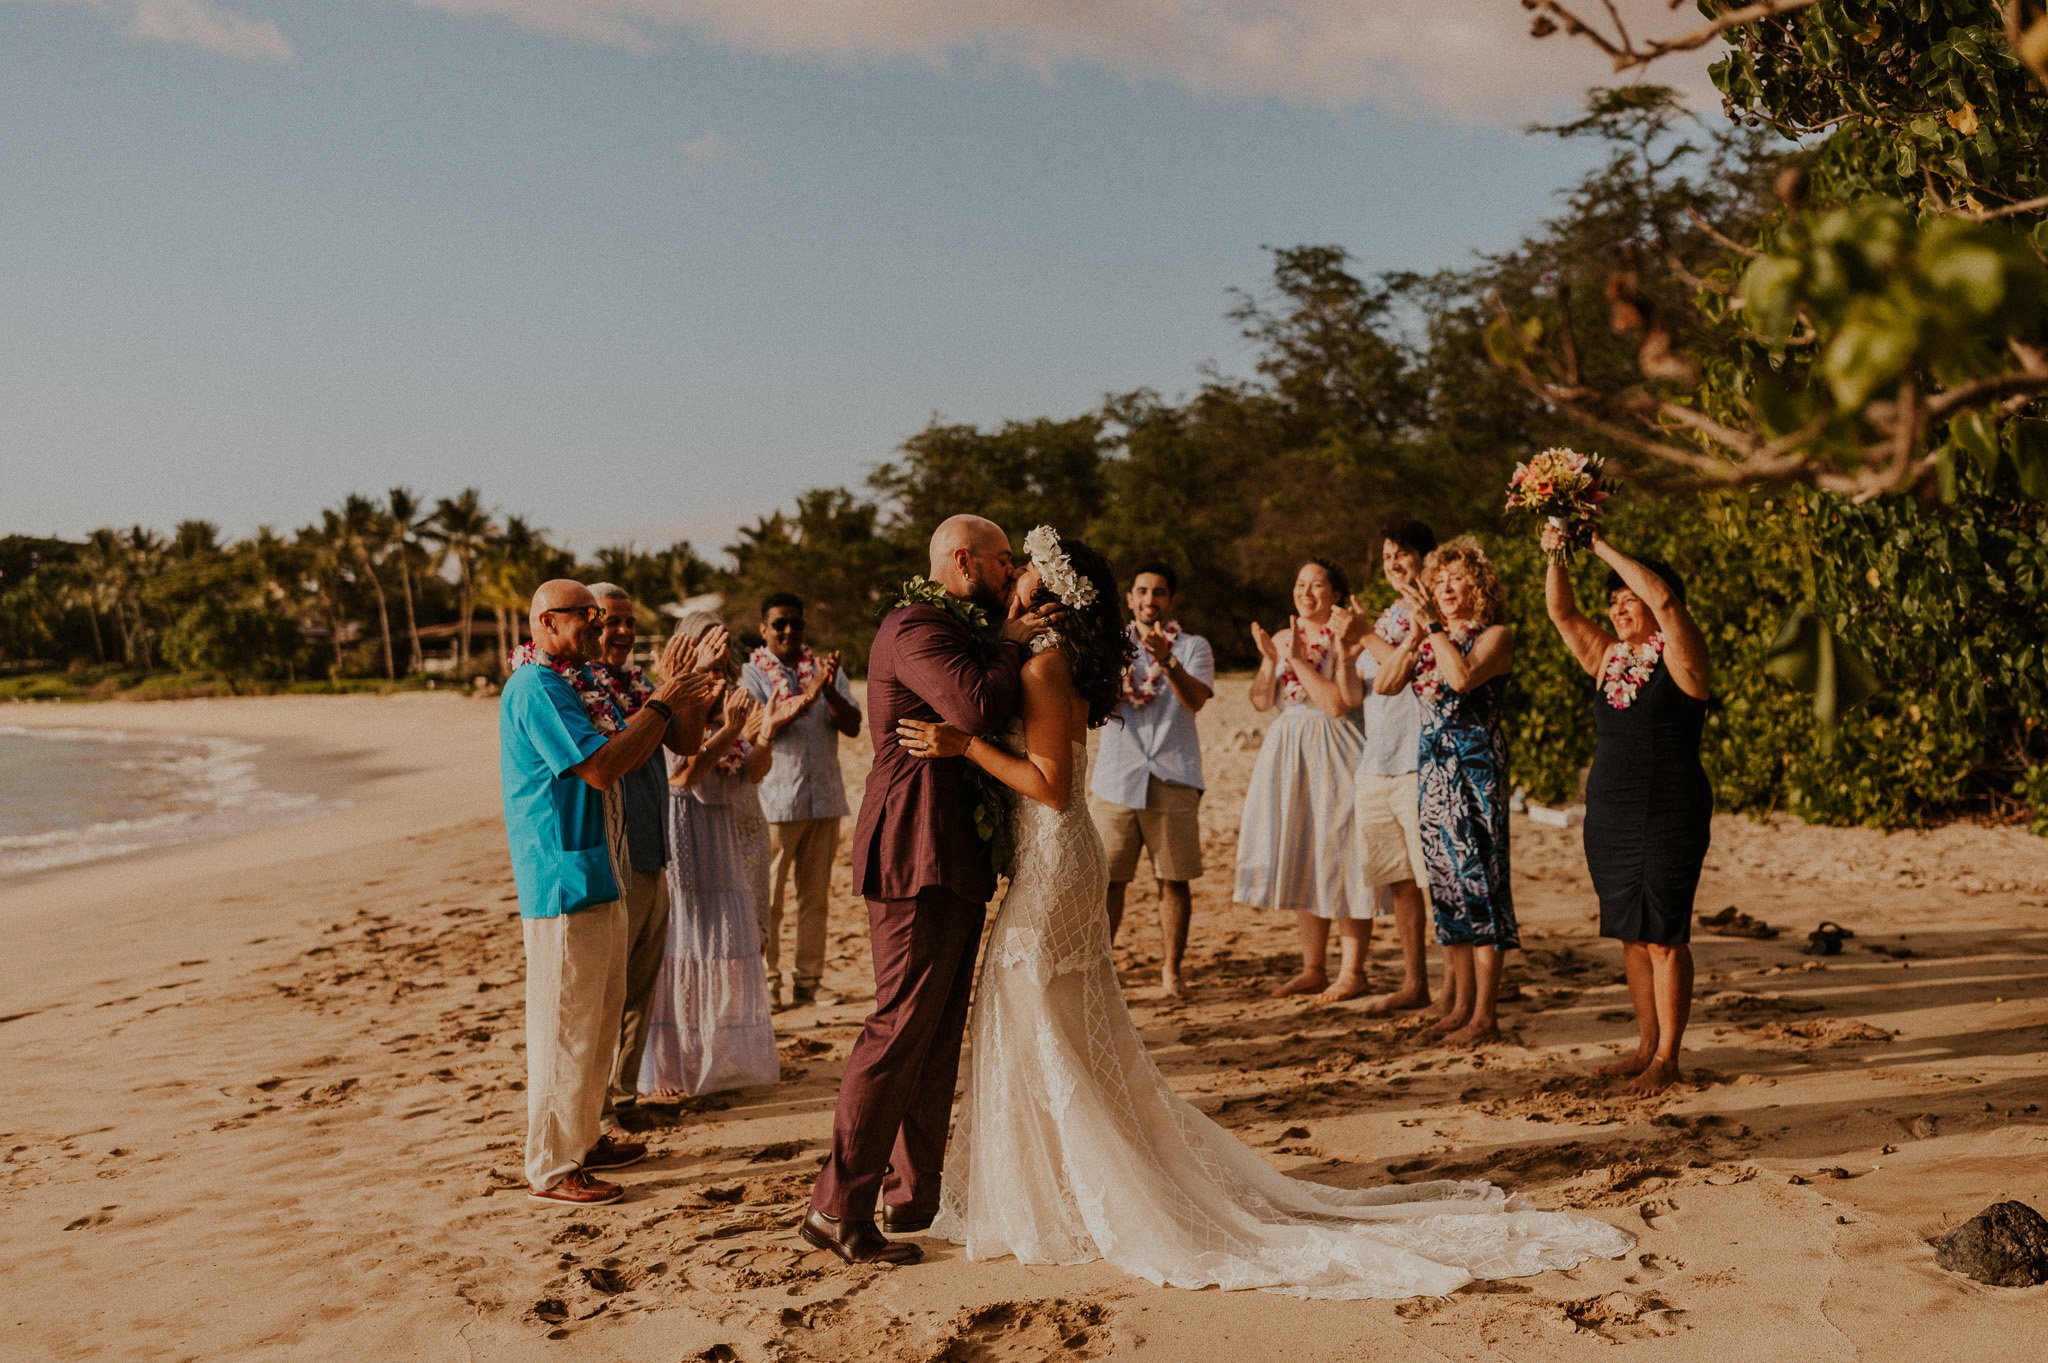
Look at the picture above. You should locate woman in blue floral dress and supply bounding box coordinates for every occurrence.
[1374,535,1515,1047]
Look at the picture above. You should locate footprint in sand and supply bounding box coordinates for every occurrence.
[1638,1197,1678,1229]
[1626,1251,1683,1284]
[927,1300,1116,1362]
[64,1206,118,1231]
[1552,1291,1685,1341]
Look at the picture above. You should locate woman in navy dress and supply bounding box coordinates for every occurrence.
[1374,536,1515,1047]
[1543,527,1711,1095]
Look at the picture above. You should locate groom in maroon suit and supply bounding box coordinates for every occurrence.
[802,515,1056,1265]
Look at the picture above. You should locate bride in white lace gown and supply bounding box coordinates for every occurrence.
[893,530,1633,1300]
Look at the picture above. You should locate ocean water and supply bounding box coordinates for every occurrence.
[0,725,346,876]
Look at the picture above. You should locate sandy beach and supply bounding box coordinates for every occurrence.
[5,685,2046,1361]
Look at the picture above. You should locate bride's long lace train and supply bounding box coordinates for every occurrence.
[930,741,1633,1300]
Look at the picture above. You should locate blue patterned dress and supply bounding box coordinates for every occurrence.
[1415,633,1517,949]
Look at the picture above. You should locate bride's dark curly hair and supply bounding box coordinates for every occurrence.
[1025,536,1133,729]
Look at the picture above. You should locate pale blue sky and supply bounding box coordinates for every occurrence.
[0,1,1716,558]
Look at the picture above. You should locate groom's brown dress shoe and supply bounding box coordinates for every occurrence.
[879,1203,936,1235]
[800,1208,923,1265]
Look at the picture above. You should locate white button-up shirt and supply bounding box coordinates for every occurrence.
[1090,627,1215,810]
[742,659,857,823]
[1357,603,1423,778]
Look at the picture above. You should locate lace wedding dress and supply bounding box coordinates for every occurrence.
[929,731,1634,1299]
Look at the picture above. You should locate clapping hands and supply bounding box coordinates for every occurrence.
[1399,580,1440,628]
[1137,622,1175,666]
[1250,621,1278,664]
[1329,598,1369,654]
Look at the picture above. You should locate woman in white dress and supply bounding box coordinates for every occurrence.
[894,527,1633,1300]
[1235,558,1371,999]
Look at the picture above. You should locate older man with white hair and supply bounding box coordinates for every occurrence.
[500,578,718,1206]
[586,581,710,1119]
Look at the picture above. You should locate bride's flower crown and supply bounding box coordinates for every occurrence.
[1023,525,1097,611]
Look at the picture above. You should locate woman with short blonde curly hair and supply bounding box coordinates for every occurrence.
[1375,533,1517,1047]
[1421,536,1507,627]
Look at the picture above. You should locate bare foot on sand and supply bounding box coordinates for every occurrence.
[1158,973,1189,1002]
[1627,1058,1680,1095]
[1317,972,1368,1002]
[1443,1020,1499,1047]
[1363,987,1431,1017]
[1594,1049,1654,1078]
[1273,971,1328,998]
[1429,1009,1473,1036]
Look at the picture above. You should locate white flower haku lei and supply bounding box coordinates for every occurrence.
[1023,525,1096,611]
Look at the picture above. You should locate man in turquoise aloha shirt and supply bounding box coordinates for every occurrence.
[500,579,717,1206]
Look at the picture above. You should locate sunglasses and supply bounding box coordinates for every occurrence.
[539,605,603,625]
[765,619,803,632]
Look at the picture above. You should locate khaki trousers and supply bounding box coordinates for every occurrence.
[523,902,628,1190]
[765,816,839,991]
[605,867,672,1114]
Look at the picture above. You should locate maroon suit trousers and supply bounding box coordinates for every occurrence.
[810,887,985,1220]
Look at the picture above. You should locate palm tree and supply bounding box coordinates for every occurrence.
[246,526,308,683]
[428,489,492,676]
[386,487,427,673]
[303,516,351,676]
[76,529,122,665]
[338,494,396,679]
[477,515,558,675]
[121,525,166,669]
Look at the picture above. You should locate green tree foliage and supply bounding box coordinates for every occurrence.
[161,600,300,690]
[723,489,904,669]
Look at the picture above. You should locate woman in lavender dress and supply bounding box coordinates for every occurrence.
[640,619,783,1098]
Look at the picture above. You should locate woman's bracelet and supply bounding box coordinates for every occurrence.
[644,698,675,722]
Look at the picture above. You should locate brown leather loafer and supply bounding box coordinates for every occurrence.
[582,1133,647,1171]
[799,1208,923,1265]
[879,1203,936,1235]
[528,1170,624,1206]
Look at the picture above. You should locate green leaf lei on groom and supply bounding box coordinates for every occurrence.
[886,575,1015,874]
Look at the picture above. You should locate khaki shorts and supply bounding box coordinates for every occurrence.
[1093,779,1204,883]
[1355,770,1429,897]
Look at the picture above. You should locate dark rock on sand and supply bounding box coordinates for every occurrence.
[1933,1201,2048,1287]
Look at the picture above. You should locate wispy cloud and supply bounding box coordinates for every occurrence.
[126,0,292,61]
[680,128,733,165]
[11,0,294,61]
[403,1,1719,122]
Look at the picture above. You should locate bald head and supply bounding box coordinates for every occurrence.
[530,578,595,623]
[928,514,1014,608]
[928,515,1005,575]
[530,579,598,663]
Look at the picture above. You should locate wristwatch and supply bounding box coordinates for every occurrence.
[1427,622,1447,635]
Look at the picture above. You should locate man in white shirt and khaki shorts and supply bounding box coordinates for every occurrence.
[1091,562,1215,999]
[1337,520,1438,1016]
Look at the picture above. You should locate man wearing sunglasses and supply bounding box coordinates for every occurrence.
[500,578,720,1206]
[741,593,862,1008]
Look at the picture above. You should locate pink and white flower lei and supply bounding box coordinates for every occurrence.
[750,644,821,705]
[1600,635,1664,710]
[1276,620,1334,704]
[507,643,634,734]
[1120,622,1181,708]
[1410,622,1483,707]
[1374,600,1415,647]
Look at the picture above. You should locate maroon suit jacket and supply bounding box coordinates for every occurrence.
[850,603,1027,905]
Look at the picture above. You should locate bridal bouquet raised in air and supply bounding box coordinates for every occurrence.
[1505,446,1608,562]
